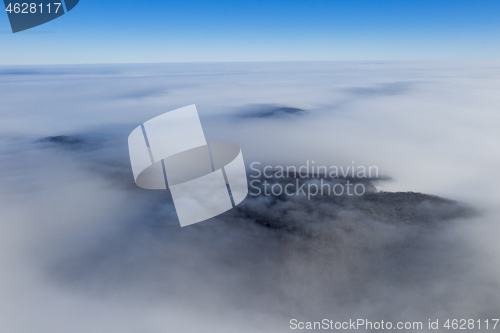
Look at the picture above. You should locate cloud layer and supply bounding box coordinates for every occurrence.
[1,62,500,332]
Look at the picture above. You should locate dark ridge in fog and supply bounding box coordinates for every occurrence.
[38,135,85,146]
[37,134,108,152]
[232,174,475,235]
[237,104,307,119]
[35,133,476,228]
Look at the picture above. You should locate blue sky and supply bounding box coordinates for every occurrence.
[1,0,500,64]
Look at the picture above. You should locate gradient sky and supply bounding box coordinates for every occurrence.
[1,0,500,64]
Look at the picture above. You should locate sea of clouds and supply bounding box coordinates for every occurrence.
[0,62,499,332]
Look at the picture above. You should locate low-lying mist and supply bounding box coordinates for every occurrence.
[1,62,499,332]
